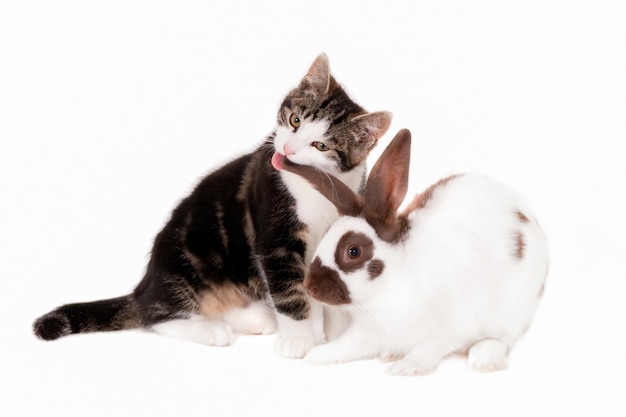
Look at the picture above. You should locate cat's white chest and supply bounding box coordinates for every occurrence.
[281,171,339,264]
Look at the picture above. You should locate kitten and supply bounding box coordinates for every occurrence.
[32,53,392,358]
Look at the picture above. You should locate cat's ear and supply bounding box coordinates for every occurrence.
[350,111,393,149]
[302,53,332,96]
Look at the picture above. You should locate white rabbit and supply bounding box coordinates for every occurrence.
[280,129,549,375]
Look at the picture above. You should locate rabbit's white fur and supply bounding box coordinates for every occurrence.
[305,175,548,374]
[290,129,549,375]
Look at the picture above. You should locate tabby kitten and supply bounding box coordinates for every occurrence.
[33,54,392,358]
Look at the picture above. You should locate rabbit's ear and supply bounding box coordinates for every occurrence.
[281,162,362,216]
[363,129,412,242]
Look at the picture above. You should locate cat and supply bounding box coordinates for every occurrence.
[32,53,392,358]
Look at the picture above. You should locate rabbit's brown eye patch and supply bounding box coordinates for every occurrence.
[335,232,374,273]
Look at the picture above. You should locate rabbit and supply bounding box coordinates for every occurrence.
[279,128,549,375]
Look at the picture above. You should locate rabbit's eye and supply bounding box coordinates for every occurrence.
[347,245,361,259]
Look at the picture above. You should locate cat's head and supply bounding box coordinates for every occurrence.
[272,54,392,175]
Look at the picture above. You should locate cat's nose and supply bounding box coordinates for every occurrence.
[283,143,296,156]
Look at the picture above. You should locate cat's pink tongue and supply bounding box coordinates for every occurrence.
[271,152,285,170]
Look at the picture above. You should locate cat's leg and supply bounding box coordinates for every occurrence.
[150,314,236,346]
[264,263,317,358]
[221,300,277,335]
[467,339,508,372]
[257,212,322,358]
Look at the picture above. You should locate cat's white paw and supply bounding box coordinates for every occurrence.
[151,317,236,347]
[274,336,314,359]
[246,319,277,335]
[467,339,507,372]
[202,322,236,346]
[304,344,344,365]
[386,359,436,376]
[274,313,315,358]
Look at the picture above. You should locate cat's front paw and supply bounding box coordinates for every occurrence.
[274,336,314,359]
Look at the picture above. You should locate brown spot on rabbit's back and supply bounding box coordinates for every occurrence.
[513,231,526,261]
[515,210,530,223]
[511,210,532,262]
[401,175,461,216]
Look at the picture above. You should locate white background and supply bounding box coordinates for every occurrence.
[1,1,625,416]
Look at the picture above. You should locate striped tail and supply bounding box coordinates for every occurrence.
[33,295,142,341]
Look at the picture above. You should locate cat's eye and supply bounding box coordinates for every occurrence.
[347,245,361,259]
[312,141,329,152]
[289,113,301,129]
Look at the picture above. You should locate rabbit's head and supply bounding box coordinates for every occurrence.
[281,129,413,306]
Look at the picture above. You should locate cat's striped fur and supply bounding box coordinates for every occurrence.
[32,54,392,357]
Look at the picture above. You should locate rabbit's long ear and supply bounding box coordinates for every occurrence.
[281,162,362,216]
[363,129,412,242]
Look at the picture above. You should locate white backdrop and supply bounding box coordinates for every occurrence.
[1,1,625,416]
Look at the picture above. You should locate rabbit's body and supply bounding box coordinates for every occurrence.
[280,129,548,375]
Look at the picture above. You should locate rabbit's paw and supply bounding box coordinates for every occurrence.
[304,344,345,365]
[386,359,436,376]
[379,350,403,363]
[467,339,507,372]
[275,335,314,359]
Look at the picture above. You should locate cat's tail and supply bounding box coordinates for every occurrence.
[32,295,142,341]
